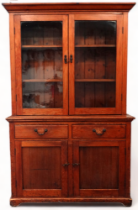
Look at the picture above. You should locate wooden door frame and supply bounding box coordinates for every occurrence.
[69,14,123,115]
[14,14,68,115]
[15,141,68,197]
[72,140,126,197]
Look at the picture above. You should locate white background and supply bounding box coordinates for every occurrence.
[0,0,138,209]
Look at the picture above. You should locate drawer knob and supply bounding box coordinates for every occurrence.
[92,128,106,136]
[34,128,48,135]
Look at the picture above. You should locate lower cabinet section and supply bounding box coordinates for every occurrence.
[15,139,126,198]
[8,119,133,206]
[15,141,68,197]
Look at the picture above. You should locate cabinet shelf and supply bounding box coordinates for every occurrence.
[75,79,116,82]
[22,45,62,48]
[75,45,116,48]
[22,79,62,83]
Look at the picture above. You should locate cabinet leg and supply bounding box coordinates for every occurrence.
[122,200,132,207]
[10,199,21,207]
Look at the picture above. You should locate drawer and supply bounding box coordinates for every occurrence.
[15,125,68,139]
[72,124,126,139]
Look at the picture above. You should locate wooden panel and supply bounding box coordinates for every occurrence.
[75,21,84,45]
[125,122,131,197]
[23,189,61,197]
[84,48,95,79]
[75,83,84,108]
[72,124,126,139]
[80,189,119,197]
[6,115,135,123]
[15,125,68,139]
[15,140,68,197]
[73,141,80,196]
[95,83,105,107]
[75,48,84,79]
[85,22,95,45]
[105,48,116,79]
[3,3,135,13]
[69,14,75,115]
[22,147,61,189]
[73,141,126,198]
[79,146,119,189]
[122,12,128,114]
[84,83,95,107]
[61,141,68,196]
[95,24,105,44]
[9,123,16,197]
[105,83,116,107]
[15,15,22,115]
[10,14,16,115]
[15,141,23,197]
[95,48,105,79]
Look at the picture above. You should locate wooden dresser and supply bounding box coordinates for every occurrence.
[3,2,135,207]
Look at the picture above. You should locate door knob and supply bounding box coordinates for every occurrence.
[63,163,70,167]
[73,163,80,166]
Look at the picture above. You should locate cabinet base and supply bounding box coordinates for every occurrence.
[10,197,132,207]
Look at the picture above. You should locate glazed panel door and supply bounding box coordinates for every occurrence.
[15,141,68,197]
[72,141,126,197]
[69,14,123,115]
[15,15,68,115]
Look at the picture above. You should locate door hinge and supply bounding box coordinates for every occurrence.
[15,180,17,188]
[121,94,123,101]
[122,27,124,34]
[14,148,16,156]
[14,28,15,34]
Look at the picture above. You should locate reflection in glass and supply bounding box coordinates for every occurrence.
[23,82,63,108]
[21,21,63,109]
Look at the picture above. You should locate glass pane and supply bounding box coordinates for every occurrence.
[21,21,63,108]
[75,82,115,108]
[75,21,116,108]
[23,82,63,108]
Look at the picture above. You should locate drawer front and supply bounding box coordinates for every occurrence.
[15,125,68,139]
[72,125,126,139]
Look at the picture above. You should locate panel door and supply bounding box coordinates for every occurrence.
[15,15,68,115]
[69,14,123,115]
[15,141,68,197]
[72,141,125,197]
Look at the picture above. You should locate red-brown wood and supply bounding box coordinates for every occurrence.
[15,124,68,139]
[15,141,68,197]
[10,197,132,207]
[3,3,135,12]
[15,14,68,116]
[72,124,126,139]
[4,2,135,206]
[69,14,123,115]
[73,141,126,197]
